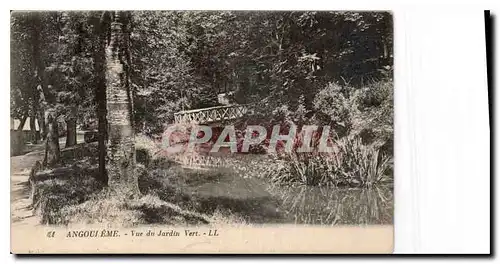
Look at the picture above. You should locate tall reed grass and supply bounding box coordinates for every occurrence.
[269,136,392,187]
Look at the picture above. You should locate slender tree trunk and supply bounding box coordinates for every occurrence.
[93,12,109,185]
[37,107,46,140]
[32,80,42,142]
[29,112,37,143]
[43,110,60,166]
[65,105,78,148]
[65,117,77,147]
[38,87,59,166]
[97,83,108,181]
[383,40,388,59]
[17,115,28,131]
[33,105,41,143]
[105,11,138,196]
[31,13,59,165]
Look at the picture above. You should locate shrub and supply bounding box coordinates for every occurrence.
[313,82,354,137]
[135,133,162,165]
[349,81,393,153]
[313,80,393,155]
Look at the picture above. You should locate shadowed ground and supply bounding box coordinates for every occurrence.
[10,135,85,226]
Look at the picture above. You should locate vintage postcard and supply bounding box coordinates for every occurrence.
[10,10,394,254]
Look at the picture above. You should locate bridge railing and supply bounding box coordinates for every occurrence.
[174,104,249,124]
[171,154,227,169]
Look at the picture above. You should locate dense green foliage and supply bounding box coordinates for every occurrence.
[11,11,392,131]
[128,11,393,134]
[11,12,95,126]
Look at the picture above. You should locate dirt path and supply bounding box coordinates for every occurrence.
[10,134,85,227]
[10,143,45,227]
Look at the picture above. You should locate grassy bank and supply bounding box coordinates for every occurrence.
[31,142,282,226]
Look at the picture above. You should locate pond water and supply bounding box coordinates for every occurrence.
[172,167,393,226]
[267,184,393,225]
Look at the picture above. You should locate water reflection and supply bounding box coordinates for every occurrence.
[268,185,393,225]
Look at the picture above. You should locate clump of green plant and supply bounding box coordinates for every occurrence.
[334,136,393,187]
[269,136,392,187]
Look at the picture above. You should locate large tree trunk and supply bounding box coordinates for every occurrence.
[105,11,138,196]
